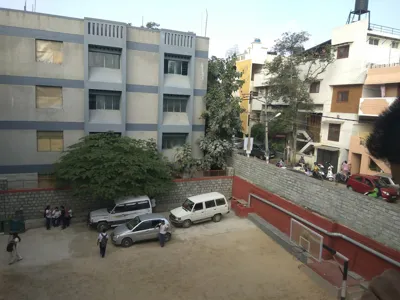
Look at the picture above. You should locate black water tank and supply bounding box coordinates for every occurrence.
[355,0,369,13]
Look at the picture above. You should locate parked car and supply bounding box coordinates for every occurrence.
[110,213,171,247]
[169,192,230,228]
[88,195,152,232]
[374,173,400,192]
[347,174,399,202]
[250,143,276,160]
[232,137,244,149]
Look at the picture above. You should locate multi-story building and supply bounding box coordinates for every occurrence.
[244,16,400,174]
[0,8,209,183]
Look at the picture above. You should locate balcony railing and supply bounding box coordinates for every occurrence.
[369,62,400,69]
[359,97,397,117]
[370,23,400,36]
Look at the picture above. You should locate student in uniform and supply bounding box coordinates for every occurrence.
[97,229,108,258]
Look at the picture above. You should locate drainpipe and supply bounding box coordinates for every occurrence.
[323,244,349,300]
[248,193,400,268]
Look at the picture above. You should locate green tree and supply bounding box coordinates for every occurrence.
[146,22,160,29]
[199,55,244,169]
[173,143,200,178]
[264,32,334,162]
[54,132,174,201]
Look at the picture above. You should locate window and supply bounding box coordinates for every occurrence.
[89,94,120,110]
[391,41,399,49]
[309,82,320,93]
[36,40,63,64]
[337,91,349,102]
[215,198,227,206]
[163,95,188,112]
[151,220,162,227]
[193,203,204,211]
[37,131,63,152]
[365,179,373,187]
[353,176,363,182]
[136,201,151,210]
[369,38,379,46]
[36,86,62,108]
[113,205,125,213]
[164,57,189,75]
[88,47,121,69]
[162,133,187,149]
[134,221,152,231]
[327,124,341,142]
[205,200,216,209]
[337,45,349,59]
[380,177,391,185]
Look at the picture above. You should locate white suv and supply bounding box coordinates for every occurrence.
[88,196,152,232]
[169,192,230,228]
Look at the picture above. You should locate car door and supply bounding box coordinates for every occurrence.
[109,205,127,225]
[362,178,374,194]
[350,176,363,192]
[191,202,205,222]
[204,199,217,219]
[132,220,153,242]
[150,219,163,239]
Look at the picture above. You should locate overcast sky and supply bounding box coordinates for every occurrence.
[1,0,399,57]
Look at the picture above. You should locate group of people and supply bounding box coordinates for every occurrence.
[44,205,72,230]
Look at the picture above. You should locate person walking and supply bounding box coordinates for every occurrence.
[97,229,108,258]
[60,206,66,229]
[7,233,23,265]
[64,207,72,228]
[44,205,52,230]
[156,220,169,248]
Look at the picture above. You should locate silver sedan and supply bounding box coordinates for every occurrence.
[110,213,172,247]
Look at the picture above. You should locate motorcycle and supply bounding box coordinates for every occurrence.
[335,172,349,184]
[312,164,325,180]
[276,159,287,169]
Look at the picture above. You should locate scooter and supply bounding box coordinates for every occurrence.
[335,172,349,184]
[293,163,307,173]
[326,163,335,181]
[312,164,325,180]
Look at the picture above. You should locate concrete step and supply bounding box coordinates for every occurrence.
[346,285,365,300]
[298,264,340,299]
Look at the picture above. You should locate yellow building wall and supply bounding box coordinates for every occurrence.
[236,59,252,135]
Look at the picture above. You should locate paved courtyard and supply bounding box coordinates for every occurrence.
[0,213,334,300]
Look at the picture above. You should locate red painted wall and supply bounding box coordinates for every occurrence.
[232,176,400,280]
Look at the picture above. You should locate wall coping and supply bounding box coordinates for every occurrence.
[0,176,233,194]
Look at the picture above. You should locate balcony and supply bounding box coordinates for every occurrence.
[359,97,397,117]
[369,24,400,37]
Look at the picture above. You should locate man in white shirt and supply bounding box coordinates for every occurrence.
[157,220,169,248]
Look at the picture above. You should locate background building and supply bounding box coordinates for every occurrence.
[0,9,209,183]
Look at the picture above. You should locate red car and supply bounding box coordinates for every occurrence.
[347,174,399,202]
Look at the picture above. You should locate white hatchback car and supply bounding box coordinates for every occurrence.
[169,192,230,228]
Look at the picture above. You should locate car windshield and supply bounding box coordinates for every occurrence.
[374,179,388,187]
[182,199,195,211]
[126,216,141,230]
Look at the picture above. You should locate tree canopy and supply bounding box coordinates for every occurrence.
[264,31,335,161]
[199,55,244,169]
[54,132,174,201]
[145,22,160,29]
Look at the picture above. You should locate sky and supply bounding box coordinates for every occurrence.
[1,0,399,57]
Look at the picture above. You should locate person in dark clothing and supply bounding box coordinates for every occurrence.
[60,206,66,229]
[44,205,51,230]
[97,229,108,258]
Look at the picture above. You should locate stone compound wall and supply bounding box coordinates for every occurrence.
[0,177,233,223]
[232,153,400,251]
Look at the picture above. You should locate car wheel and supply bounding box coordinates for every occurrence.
[96,222,109,232]
[165,232,172,242]
[121,238,133,248]
[212,214,222,222]
[347,186,353,191]
[182,219,192,228]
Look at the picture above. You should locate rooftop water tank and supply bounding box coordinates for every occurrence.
[355,0,369,13]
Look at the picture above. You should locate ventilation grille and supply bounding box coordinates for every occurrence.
[164,32,194,48]
[88,21,124,39]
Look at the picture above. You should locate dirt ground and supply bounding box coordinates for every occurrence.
[0,214,335,300]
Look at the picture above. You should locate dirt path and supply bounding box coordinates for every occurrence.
[0,217,335,300]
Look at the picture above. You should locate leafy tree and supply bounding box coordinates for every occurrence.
[173,143,200,178]
[199,55,245,169]
[146,22,160,29]
[264,31,334,162]
[54,132,174,201]
[251,123,265,143]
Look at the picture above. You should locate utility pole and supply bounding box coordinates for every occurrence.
[264,90,270,163]
[245,91,253,157]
